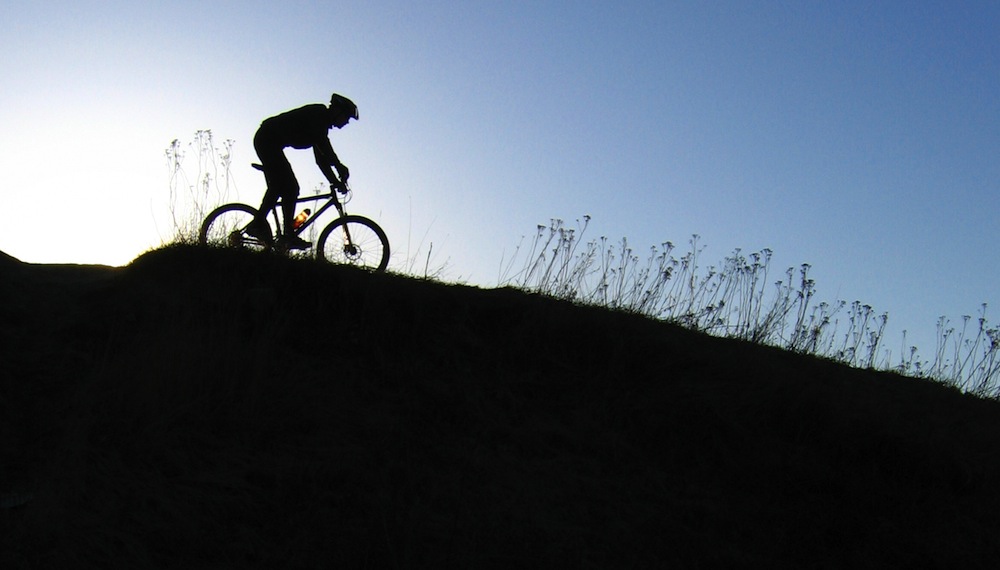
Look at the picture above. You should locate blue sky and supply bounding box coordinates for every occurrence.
[1,1,997,361]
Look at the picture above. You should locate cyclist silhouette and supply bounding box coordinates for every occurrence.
[247,93,359,249]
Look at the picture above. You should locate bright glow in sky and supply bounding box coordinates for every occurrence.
[2,1,998,360]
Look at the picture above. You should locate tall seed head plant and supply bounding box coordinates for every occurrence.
[501,217,1000,398]
[164,130,236,242]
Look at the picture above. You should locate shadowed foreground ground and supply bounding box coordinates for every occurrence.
[2,244,1000,568]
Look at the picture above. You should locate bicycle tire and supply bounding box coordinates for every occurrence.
[198,203,269,250]
[316,215,390,271]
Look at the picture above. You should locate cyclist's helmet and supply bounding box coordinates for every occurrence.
[330,93,359,121]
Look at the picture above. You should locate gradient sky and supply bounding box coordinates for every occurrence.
[2,1,997,362]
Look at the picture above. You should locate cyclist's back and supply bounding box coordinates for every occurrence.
[256,104,331,151]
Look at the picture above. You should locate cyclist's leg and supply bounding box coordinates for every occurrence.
[259,152,306,247]
[247,167,279,243]
[276,178,311,249]
[278,175,301,237]
[253,135,294,223]
[253,136,276,214]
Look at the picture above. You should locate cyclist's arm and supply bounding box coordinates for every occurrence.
[313,139,347,185]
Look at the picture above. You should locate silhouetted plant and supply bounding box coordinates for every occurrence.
[501,217,999,397]
[916,305,1000,396]
[163,130,236,241]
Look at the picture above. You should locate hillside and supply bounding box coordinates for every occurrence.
[3,244,1000,568]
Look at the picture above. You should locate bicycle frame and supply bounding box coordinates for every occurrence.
[251,161,349,238]
[247,162,367,255]
[268,190,346,237]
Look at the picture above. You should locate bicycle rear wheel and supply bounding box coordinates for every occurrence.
[316,215,390,271]
[199,203,269,250]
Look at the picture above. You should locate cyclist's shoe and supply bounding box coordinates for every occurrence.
[276,235,312,251]
[245,219,273,244]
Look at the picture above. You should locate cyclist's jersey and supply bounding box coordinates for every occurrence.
[256,104,334,152]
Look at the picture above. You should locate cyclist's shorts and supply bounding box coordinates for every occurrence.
[254,134,299,197]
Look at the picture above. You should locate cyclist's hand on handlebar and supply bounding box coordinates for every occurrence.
[331,180,349,195]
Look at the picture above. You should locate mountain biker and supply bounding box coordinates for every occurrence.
[247,93,359,249]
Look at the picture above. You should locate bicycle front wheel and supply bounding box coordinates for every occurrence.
[316,215,390,271]
[199,203,269,251]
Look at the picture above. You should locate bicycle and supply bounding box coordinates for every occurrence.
[198,163,390,271]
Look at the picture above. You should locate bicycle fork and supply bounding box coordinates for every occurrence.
[332,199,357,250]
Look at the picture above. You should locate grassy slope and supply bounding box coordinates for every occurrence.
[2,244,1000,568]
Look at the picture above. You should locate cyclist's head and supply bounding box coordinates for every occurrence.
[329,93,359,128]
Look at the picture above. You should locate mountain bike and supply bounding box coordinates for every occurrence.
[198,164,390,271]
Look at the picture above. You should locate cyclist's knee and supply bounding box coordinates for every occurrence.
[282,182,300,202]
